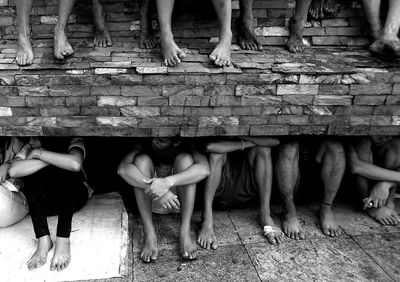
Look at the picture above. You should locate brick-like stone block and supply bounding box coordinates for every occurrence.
[269,115,309,125]
[137,96,169,106]
[57,117,96,127]
[236,85,276,96]
[386,96,400,105]
[81,106,120,116]
[66,96,97,107]
[393,84,400,94]
[289,125,328,135]
[169,96,210,106]
[354,95,386,105]
[98,96,136,107]
[49,86,90,96]
[111,74,143,85]
[185,74,226,85]
[282,95,314,105]
[318,85,349,95]
[333,106,374,115]
[96,117,138,127]
[314,95,352,105]
[374,106,400,115]
[26,97,65,107]
[40,107,80,117]
[121,106,160,117]
[162,85,204,97]
[27,117,57,127]
[277,85,318,95]
[250,125,290,136]
[121,85,162,96]
[204,85,235,96]
[2,126,43,136]
[304,106,332,115]
[91,86,121,96]
[350,84,392,95]
[241,95,282,106]
[18,86,49,96]
[310,115,349,125]
[0,107,13,116]
[136,66,168,74]
[12,108,40,117]
[199,116,239,127]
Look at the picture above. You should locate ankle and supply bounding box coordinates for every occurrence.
[320,202,333,212]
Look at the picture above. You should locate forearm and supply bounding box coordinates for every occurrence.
[9,160,49,178]
[167,164,209,188]
[205,140,255,154]
[241,137,280,147]
[118,163,150,190]
[353,160,400,183]
[37,149,82,172]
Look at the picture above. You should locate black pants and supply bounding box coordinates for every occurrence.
[22,166,88,238]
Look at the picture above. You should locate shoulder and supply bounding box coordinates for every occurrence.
[68,138,86,158]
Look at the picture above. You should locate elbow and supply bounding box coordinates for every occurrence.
[69,159,82,172]
[8,165,18,178]
[349,161,361,175]
[117,164,127,178]
[199,164,210,180]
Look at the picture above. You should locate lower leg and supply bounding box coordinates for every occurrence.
[198,153,225,250]
[92,0,112,47]
[237,0,261,50]
[318,141,345,237]
[380,0,400,53]
[140,0,156,49]
[362,0,382,38]
[276,142,305,240]
[287,0,313,53]
[210,0,232,67]
[251,147,284,244]
[54,0,75,59]
[16,0,33,65]
[156,0,185,66]
[174,153,197,260]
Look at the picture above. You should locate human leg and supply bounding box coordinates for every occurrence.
[92,0,113,47]
[287,0,313,53]
[237,0,261,50]
[248,146,284,244]
[0,185,29,228]
[276,141,305,240]
[140,0,156,49]
[380,0,400,54]
[316,140,345,237]
[54,0,75,59]
[174,153,197,260]
[156,0,186,66]
[198,153,226,250]
[16,0,34,66]
[209,0,232,67]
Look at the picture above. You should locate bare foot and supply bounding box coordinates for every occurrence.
[319,204,341,237]
[160,33,186,66]
[140,29,156,49]
[54,24,74,60]
[140,231,158,263]
[287,33,306,53]
[237,18,262,51]
[369,39,386,55]
[366,204,400,226]
[197,221,218,250]
[27,235,53,270]
[323,0,337,17]
[50,237,71,271]
[180,228,197,260]
[92,1,113,48]
[16,34,34,66]
[282,213,306,240]
[384,38,400,55]
[260,215,284,244]
[210,32,232,67]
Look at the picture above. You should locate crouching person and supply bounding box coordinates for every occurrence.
[0,137,30,228]
[198,137,282,249]
[118,138,209,262]
[9,137,92,271]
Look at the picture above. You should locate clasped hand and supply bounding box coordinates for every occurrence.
[363,181,394,209]
[143,177,173,200]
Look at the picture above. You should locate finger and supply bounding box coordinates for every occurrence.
[143,178,154,184]
[378,200,384,207]
[373,200,378,208]
[363,198,372,209]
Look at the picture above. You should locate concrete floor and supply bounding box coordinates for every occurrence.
[128,199,400,282]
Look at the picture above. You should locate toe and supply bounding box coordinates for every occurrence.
[211,242,218,250]
[299,232,306,240]
[323,228,330,236]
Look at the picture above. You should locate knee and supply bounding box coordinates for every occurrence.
[278,141,299,162]
[209,153,226,165]
[174,153,194,172]
[324,140,345,160]
[117,154,152,177]
[252,146,272,159]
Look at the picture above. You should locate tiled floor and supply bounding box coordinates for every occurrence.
[129,199,400,282]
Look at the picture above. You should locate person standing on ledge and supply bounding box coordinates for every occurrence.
[156,0,232,67]
[198,137,283,250]
[237,0,262,51]
[15,0,112,65]
[348,137,400,226]
[362,0,400,57]
[118,138,209,262]
[9,137,92,271]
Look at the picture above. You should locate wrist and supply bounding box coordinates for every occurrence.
[165,176,175,189]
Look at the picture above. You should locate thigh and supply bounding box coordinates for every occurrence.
[0,185,29,227]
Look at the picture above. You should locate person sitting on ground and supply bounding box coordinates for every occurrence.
[0,137,30,228]
[361,0,400,56]
[139,0,157,49]
[198,137,283,249]
[118,138,209,262]
[275,138,345,239]
[155,0,232,67]
[9,137,92,271]
[16,0,112,65]
[348,136,400,226]
[237,0,262,51]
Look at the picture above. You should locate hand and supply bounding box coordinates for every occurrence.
[26,148,42,160]
[29,137,41,149]
[363,181,394,209]
[0,163,9,183]
[158,191,180,211]
[143,177,173,200]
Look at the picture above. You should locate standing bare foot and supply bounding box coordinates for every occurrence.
[309,0,324,20]
[92,0,112,47]
[237,18,262,51]
[260,214,284,244]
[319,204,341,237]
[180,228,197,260]
[50,237,71,272]
[54,24,74,60]
[27,235,53,270]
[140,28,156,49]
[282,212,306,240]
[210,31,232,67]
[160,33,186,66]
[140,231,158,263]
[323,0,337,17]
[16,34,34,66]
[197,221,218,250]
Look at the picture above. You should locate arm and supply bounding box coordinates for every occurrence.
[29,147,84,172]
[0,162,10,183]
[117,146,150,190]
[205,140,256,154]
[9,159,49,178]
[348,145,400,183]
[241,137,280,147]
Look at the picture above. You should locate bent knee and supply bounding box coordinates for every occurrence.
[252,146,271,157]
[209,153,226,164]
[175,153,194,171]
[323,140,345,157]
[278,141,299,160]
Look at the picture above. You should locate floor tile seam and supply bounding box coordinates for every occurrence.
[346,231,396,282]
[228,211,263,282]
